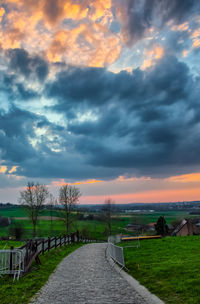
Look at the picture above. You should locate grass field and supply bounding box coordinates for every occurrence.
[0,207,60,218]
[0,217,131,240]
[126,210,196,225]
[0,207,198,240]
[0,242,83,304]
[120,236,200,304]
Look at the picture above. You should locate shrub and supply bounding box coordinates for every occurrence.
[0,216,10,227]
[9,222,25,240]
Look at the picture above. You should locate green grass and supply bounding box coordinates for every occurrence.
[0,207,27,218]
[0,207,60,218]
[0,240,25,249]
[120,236,200,304]
[0,216,131,240]
[0,242,83,304]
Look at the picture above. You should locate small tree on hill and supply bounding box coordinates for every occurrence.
[19,182,49,237]
[59,185,81,234]
[102,198,115,236]
[155,216,169,236]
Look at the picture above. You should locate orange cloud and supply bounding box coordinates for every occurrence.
[141,45,164,70]
[182,49,189,57]
[190,28,200,49]
[52,178,103,187]
[168,172,200,183]
[0,7,5,23]
[171,22,189,32]
[1,0,120,67]
[8,166,18,174]
[0,166,7,173]
[46,23,121,67]
[192,39,200,48]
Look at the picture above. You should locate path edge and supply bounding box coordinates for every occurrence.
[29,243,88,303]
[105,246,165,304]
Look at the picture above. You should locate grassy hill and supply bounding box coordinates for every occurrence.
[120,236,200,304]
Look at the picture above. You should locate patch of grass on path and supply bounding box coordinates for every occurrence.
[120,236,200,304]
[0,243,83,304]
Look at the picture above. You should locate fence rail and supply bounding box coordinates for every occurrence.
[0,231,95,280]
[107,238,125,268]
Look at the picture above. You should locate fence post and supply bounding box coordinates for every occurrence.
[60,236,62,247]
[67,235,70,245]
[35,240,38,253]
[48,237,50,251]
[42,239,44,254]
[9,246,14,275]
[55,237,57,248]
[64,235,66,245]
[76,230,79,242]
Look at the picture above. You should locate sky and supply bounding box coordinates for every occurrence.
[1,0,200,205]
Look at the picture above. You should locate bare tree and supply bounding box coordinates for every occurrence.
[59,185,81,234]
[49,194,57,236]
[19,182,49,237]
[102,198,115,236]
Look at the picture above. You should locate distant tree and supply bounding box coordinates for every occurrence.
[102,198,115,236]
[155,216,169,236]
[19,182,49,237]
[9,222,25,240]
[59,185,81,234]
[49,194,57,236]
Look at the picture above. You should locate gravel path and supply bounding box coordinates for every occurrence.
[30,243,148,304]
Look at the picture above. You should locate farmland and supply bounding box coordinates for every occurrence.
[0,206,198,240]
[120,236,200,304]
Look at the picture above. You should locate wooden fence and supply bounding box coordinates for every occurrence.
[3,231,95,277]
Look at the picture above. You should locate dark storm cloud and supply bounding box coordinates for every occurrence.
[7,48,49,82]
[2,50,200,180]
[46,66,115,109]
[0,73,38,101]
[115,0,200,46]
[0,107,36,162]
[47,55,190,111]
[44,54,200,177]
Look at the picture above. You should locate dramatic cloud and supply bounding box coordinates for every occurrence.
[0,0,121,67]
[115,0,200,46]
[1,1,200,203]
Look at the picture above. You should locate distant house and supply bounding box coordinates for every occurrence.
[126,224,143,231]
[126,223,153,232]
[171,219,200,236]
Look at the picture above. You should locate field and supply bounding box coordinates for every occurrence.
[120,236,200,304]
[0,207,197,240]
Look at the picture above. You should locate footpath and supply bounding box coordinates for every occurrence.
[30,243,149,304]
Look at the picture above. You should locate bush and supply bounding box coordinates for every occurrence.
[9,222,25,240]
[0,216,10,227]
